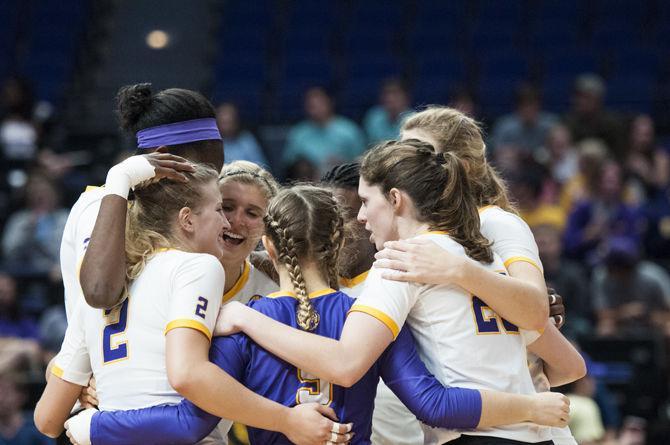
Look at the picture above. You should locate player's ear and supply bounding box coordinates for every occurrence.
[177,207,195,233]
[262,235,279,264]
[388,188,403,212]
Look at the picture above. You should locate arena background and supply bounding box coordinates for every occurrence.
[1,0,669,444]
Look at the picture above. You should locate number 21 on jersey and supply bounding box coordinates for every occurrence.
[102,298,129,364]
[472,296,519,334]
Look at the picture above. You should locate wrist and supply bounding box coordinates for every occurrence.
[104,156,155,199]
[453,256,474,287]
[104,166,132,199]
[525,395,537,423]
[276,405,293,434]
[237,305,256,331]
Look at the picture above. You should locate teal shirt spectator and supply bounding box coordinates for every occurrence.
[283,116,366,171]
[223,131,269,168]
[363,106,412,144]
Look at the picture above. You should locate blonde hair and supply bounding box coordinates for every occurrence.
[125,163,220,283]
[219,161,279,200]
[402,106,515,212]
[361,140,493,263]
[264,185,345,331]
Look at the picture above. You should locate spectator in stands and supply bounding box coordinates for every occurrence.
[563,160,641,264]
[559,139,608,216]
[563,74,625,160]
[216,102,268,167]
[592,237,670,337]
[363,78,412,144]
[0,272,41,375]
[1,173,67,279]
[508,161,566,229]
[283,86,365,179]
[625,114,670,204]
[0,372,53,445]
[532,219,591,339]
[539,123,579,186]
[0,77,38,169]
[284,87,365,180]
[491,84,558,154]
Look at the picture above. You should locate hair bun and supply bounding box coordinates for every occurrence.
[116,83,153,131]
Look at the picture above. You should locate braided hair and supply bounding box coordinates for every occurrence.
[264,185,345,331]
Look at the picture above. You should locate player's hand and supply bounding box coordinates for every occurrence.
[548,289,565,330]
[214,301,247,336]
[140,152,195,185]
[282,403,353,445]
[64,408,97,445]
[78,377,98,409]
[373,238,466,285]
[528,392,570,428]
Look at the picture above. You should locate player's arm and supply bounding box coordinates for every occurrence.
[80,153,194,308]
[220,305,393,388]
[35,312,91,438]
[217,268,411,387]
[380,327,570,429]
[35,375,84,438]
[374,240,548,330]
[526,322,587,387]
[65,400,220,445]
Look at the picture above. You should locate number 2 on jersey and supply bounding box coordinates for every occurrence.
[102,298,129,364]
[195,296,208,319]
[472,296,519,334]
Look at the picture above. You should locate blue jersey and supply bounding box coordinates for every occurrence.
[90,289,482,445]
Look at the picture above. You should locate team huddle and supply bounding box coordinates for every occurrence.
[33,84,585,445]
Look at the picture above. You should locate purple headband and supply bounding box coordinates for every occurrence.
[136,118,222,149]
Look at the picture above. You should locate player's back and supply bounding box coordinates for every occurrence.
[404,233,547,443]
[210,289,381,444]
[82,249,223,411]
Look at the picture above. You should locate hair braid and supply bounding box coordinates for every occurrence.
[325,195,345,289]
[265,213,320,331]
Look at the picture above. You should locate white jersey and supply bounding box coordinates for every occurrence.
[481,206,576,444]
[60,186,105,321]
[351,233,550,444]
[223,260,277,304]
[53,250,224,411]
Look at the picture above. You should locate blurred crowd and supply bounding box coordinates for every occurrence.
[1,71,669,444]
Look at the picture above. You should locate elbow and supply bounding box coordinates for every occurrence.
[526,295,550,331]
[570,356,588,383]
[34,406,62,438]
[329,364,366,388]
[526,313,549,332]
[168,365,198,397]
[80,278,122,309]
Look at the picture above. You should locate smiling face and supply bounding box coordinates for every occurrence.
[220,180,269,265]
[357,178,399,250]
[189,179,229,258]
